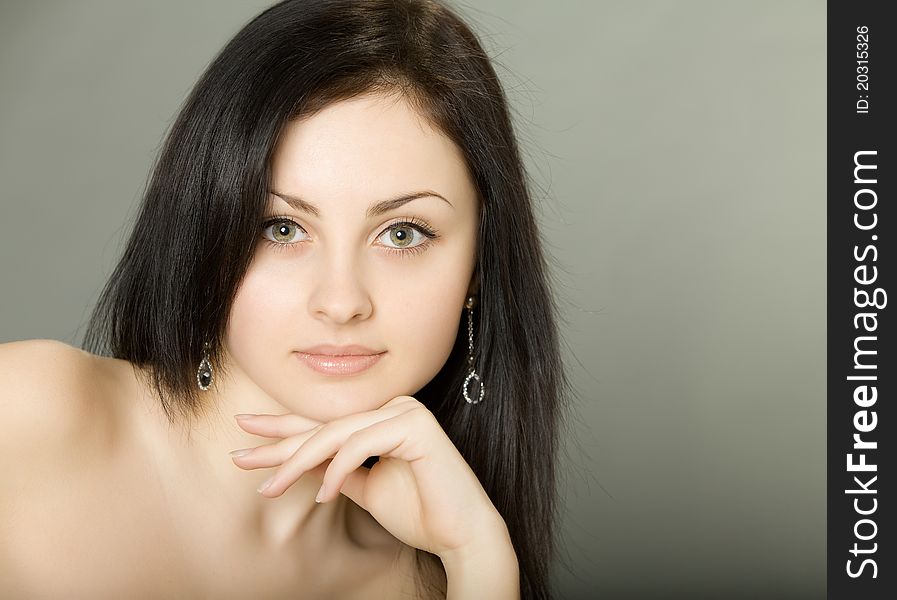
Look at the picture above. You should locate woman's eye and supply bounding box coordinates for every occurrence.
[261,219,307,244]
[377,223,429,250]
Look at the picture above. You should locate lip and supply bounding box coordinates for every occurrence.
[295,351,385,376]
[299,344,384,356]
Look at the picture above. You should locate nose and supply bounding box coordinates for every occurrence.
[307,253,374,325]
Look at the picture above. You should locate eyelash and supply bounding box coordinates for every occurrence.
[258,215,440,258]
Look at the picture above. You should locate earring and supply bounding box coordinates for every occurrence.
[463,295,485,404]
[196,340,213,391]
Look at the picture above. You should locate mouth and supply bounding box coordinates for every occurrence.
[294,350,386,376]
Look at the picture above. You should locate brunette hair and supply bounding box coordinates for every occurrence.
[83,0,571,597]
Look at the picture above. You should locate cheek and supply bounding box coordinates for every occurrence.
[382,265,471,391]
[226,265,302,363]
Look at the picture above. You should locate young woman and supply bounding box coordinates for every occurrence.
[0,0,569,598]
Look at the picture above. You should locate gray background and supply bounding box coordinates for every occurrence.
[0,1,825,598]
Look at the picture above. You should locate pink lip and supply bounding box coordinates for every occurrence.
[299,343,383,356]
[295,349,385,376]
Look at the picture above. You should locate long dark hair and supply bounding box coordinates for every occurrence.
[83,0,571,597]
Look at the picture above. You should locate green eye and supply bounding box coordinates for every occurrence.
[384,224,417,248]
[375,219,440,258]
[261,218,307,244]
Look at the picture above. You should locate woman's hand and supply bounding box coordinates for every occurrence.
[229,396,512,562]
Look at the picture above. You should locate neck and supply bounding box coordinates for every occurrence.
[124,356,349,552]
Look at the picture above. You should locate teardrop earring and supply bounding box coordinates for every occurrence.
[462,295,485,404]
[196,340,213,391]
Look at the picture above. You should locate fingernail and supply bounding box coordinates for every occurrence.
[315,484,326,503]
[258,477,274,494]
[229,448,252,457]
[235,414,256,421]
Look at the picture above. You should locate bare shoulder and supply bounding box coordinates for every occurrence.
[0,338,127,501]
[0,340,127,585]
[0,339,109,461]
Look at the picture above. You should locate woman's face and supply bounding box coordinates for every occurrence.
[224,92,479,422]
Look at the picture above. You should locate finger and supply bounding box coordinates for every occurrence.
[328,467,370,508]
[259,460,333,497]
[237,397,416,438]
[381,394,417,409]
[255,400,419,497]
[314,398,419,436]
[235,412,323,438]
[317,415,409,505]
[231,425,323,469]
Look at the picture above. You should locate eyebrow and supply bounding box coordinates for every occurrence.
[269,190,454,219]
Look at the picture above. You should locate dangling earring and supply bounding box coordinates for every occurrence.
[463,295,485,404]
[196,340,213,391]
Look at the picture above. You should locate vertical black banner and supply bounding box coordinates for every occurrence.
[828,2,895,599]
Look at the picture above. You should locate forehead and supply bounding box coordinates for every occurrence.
[270,93,474,215]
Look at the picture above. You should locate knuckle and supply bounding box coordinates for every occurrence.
[410,400,432,415]
[275,437,296,452]
[345,428,366,444]
[385,394,417,408]
[410,404,435,424]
